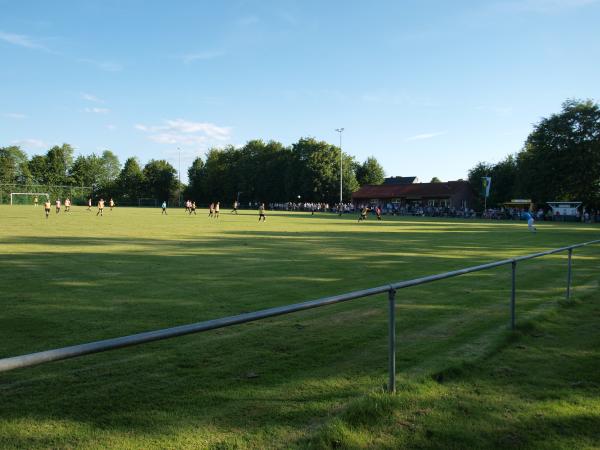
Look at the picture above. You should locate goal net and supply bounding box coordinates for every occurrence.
[10,193,50,205]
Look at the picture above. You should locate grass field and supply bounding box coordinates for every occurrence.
[1,205,599,449]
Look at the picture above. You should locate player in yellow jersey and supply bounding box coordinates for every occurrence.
[97,198,105,216]
[44,200,51,218]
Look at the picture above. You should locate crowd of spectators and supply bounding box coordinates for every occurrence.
[353,203,476,218]
[268,202,357,213]
[253,200,600,222]
[481,207,600,222]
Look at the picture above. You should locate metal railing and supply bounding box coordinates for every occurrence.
[1,239,599,393]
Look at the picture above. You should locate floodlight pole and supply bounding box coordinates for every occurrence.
[178,147,181,207]
[336,128,344,206]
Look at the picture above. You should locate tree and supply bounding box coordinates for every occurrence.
[0,146,30,184]
[430,177,442,183]
[356,157,385,186]
[291,137,358,203]
[143,159,177,201]
[517,99,600,207]
[100,150,121,186]
[28,155,48,184]
[467,162,493,209]
[45,144,74,185]
[490,155,518,205]
[186,157,206,202]
[117,157,145,202]
[70,154,104,188]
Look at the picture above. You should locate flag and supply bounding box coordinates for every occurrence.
[482,177,492,198]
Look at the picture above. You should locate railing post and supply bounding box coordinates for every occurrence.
[388,288,396,393]
[566,248,573,300]
[510,260,516,330]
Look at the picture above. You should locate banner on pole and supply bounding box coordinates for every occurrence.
[482,177,492,198]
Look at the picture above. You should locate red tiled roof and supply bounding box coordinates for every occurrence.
[352,181,471,199]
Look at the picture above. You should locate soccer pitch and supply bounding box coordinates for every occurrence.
[1,205,599,449]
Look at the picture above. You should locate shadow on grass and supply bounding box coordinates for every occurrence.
[0,229,598,448]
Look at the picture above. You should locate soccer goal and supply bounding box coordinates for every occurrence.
[10,193,50,205]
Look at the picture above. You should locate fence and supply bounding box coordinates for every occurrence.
[0,184,93,205]
[1,239,599,393]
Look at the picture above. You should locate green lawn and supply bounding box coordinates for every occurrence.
[0,205,599,449]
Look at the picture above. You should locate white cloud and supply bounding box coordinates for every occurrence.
[3,112,26,119]
[84,107,110,114]
[82,92,104,103]
[180,51,224,64]
[135,119,232,147]
[106,124,117,131]
[11,138,47,149]
[0,30,46,50]
[79,58,123,72]
[405,131,447,142]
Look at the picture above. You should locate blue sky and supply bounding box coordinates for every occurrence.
[1,0,599,183]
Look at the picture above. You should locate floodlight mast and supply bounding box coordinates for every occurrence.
[178,147,181,207]
[335,128,344,205]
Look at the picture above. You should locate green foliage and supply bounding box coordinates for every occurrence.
[143,159,178,201]
[116,157,145,203]
[356,156,385,186]
[70,154,105,187]
[430,177,442,183]
[100,150,121,185]
[517,99,600,206]
[45,143,74,185]
[5,137,365,205]
[186,157,206,201]
[469,99,600,209]
[28,154,47,183]
[292,137,358,202]
[0,146,30,184]
[182,138,358,204]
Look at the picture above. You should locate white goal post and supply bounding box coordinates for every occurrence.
[10,193,50,205]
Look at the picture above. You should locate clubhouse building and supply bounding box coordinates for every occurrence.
[351,176,476,209]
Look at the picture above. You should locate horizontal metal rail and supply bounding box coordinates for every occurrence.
[1,239,599,375]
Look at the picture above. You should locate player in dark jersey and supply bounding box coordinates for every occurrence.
[358,206,369,222]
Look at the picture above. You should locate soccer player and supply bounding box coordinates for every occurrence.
[161,200,167,215]
[524,210,537,232]
[258,203,266,222]
[190,201,197,215]
[358,206,369,222]
[109,198,115,211]
[33,196,38,207]
[185,200,191,214]
[87,198,92,211]
[44,199,51,218]
[215,202,220,218]
[231,200,239,214]
[208,203,214,218]
[375,206,382,221]
[64,197,71,212]
[97,198,105,216]
[55,198,61,214]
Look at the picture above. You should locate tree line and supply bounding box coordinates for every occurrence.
[0,137,385,205]
[468,99,600,210]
